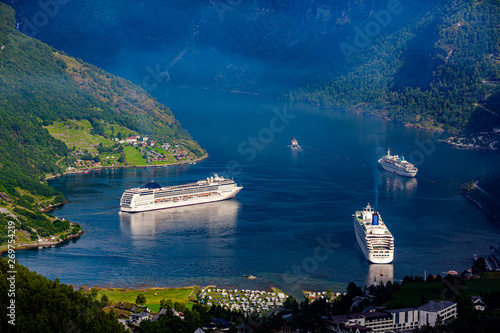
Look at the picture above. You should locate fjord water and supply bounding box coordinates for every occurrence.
[16,87,500,294]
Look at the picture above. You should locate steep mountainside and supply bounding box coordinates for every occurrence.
[0,3,204,246]
[292,0,500,132]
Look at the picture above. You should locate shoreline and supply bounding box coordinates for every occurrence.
[40,200,68,213]
[81,284,288,296]
[45,153,209,181]
[10,154,209,255]
[0,230,85,254]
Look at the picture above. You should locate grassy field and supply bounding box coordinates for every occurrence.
[152,155,177,165]
[150,147,177,164]
[386,282,443,308]
[103,123,137,139]
[123,146,147,166]
[386,275,500,308]
[99,153,121,163]
[462,273,500,296]
[45,120,114,153]
[96,287,198,312]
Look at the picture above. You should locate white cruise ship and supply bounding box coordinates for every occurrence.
[120,174,242,213]
[378,148,418,177]
[353,204,394,264]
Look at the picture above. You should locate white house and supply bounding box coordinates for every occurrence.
[130,312,150,324]
[471,296,488,311]
[125,136,137,143]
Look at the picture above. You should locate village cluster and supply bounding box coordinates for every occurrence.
[117,135,190,161]
[441,127,500,150]
[68,135,192,171]
[199,288,288,316]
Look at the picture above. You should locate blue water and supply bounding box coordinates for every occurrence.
[14,87,500,296]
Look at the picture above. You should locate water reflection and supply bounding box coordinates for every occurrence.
[366,264,394,286]
[119,199,241,237]
[381,173,418,201]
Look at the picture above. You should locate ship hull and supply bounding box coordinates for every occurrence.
[121,186,242,213]
[379,161,417,177]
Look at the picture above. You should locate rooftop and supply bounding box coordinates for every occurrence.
[418,300,455,312]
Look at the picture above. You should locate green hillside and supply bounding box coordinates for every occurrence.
[292,0,500,133]
[0,2,205,247]
[0,258,126,332]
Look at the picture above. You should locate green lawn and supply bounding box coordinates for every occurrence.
[96,287,198,312]
[45,120,114,153]
[99,153,121,166]
[151,147,178,164]
[123,146,146,165]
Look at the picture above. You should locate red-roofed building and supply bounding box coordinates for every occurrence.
[125,136,137,143]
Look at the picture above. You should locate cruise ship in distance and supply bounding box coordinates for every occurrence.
[353,204,394,264]
[120,173,242,213]
[378,148,418,177]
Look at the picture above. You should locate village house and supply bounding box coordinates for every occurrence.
[130,312,150,324]
[125,136,137,143]
[471,296,488,311]
[118,301,137,312]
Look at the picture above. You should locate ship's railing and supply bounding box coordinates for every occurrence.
[128,179,235,192]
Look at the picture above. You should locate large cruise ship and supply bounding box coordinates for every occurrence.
[120,174,242,213]
[353,204,394,264]
[378,148,418,177]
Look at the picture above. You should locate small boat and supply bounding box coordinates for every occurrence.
[291,138,299,148]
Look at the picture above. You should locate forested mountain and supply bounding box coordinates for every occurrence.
[292,0,500,132]
[0,2,203,243]
[4,0,499,133]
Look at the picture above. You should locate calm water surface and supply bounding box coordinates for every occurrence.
[15,88,500,295]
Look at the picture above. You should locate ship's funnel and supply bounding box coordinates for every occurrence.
[372,211,379,225]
